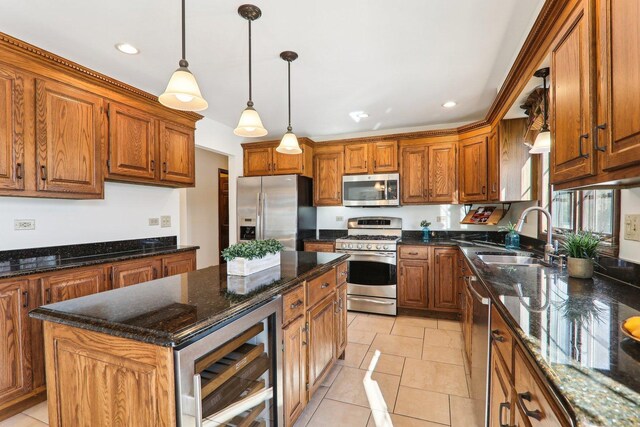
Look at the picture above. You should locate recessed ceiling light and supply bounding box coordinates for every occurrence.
[442,101,457,108]
[349,111,369,122]
[115,43,139,55]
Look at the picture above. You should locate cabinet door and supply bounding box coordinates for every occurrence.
[313,152,343,206]
[489,346,512,427]
[42,267,105,304]
[344,143,369,174]
[432,248,459,311]
[273,147,304,175]
[398,259,428,309]
[400,145,429,204]
[459,136,488,202]
[307,294,336,396]
[162,251,196,277]
[335,283,347,358]
[245,147,273,176]
[428,143,456,203]
[107,102,157,180]
[0,68,25,191]
[372,141,398,172]
[35,79,103,195]
[159,121,194,185]
[488,129,500,201]
[550,4,595,183]
[597,0,640,171]
[0,280,31,403]
[283,316,307,427]
[111,258,161,288]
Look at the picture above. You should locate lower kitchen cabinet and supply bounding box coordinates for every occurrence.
[432,247,459,311]
[111,258,161,288]
[41,266,107,304]
[306,293,336,397]
[398,259,428,309]
[0,279,31,404]
[162,251,196,276]
[282,315,307,427]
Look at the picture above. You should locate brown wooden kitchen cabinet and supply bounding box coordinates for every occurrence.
[306,292,336,397]
[282,309,307,427]
[303,241,335,253]
[111,258,162,288]
[242,139,314,178]
[344,143,369,174]
[400,142,456,205]
[40,267,107,305]
[106,102,157,182]
[397,245,429,309]
[550,1,595,184]
[432,247,459,311]
[0,279,31,405]
[0,68,25,192]
[344,141,398,175]
[36,78,103,197]
[159,120,195,186]
[313,147,344,206]
[161,251,196,277]
[459,134,488,202]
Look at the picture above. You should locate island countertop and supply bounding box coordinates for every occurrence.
[30,251,349,348]
[460,246,640,427]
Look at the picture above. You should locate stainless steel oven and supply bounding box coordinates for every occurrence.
[342,173,400,207]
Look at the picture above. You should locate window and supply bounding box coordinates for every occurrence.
[539,154,619,254]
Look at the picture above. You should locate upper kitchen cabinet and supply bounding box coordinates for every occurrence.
[242,138,313,178]
[313,146,343,206]
[344,141,398,174]
[459,134,488,202]
[0,68,25,192]
[159,120,195,186]
[35,78,103,197]
[400,140,456,204]
[106,102,157,182]
[550,1,595,185]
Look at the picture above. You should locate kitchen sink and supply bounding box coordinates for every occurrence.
[477,254,543,267]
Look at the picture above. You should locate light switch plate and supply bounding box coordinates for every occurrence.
[624,214,640,241]
[148,218,160,226]
[336,216,344,222]
[437,216,446,223]
[160,215,171,228]
[14,219,35,230]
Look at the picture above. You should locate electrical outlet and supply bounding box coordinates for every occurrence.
[148,218,160,226]
[436,216,446,223]
[624,214,640,241]
[14,219,35,230]
[336,216,344,222]
[160,215,171,228]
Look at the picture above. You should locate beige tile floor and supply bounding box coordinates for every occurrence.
[0,314,476,427]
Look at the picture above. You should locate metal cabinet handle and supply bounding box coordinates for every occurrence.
[290,299,303,309]
[492,183,497,192]
[22,291,28,308]
[321,282,330,289]
[374,159,377,169]
[164,266,169,276]
[491,329,506,342]
[16,163,22,179]
[163,162,168,173]
[364,160,367,169]
[45,288,52,304]
[482,185,486,195]
[499,402,512,427]
[407,252,419,255]
[517,391,543,421]
[40,165,47,180]
[578,133,590,158]
[153,267,158,279]
[150,160,155,171]
[593,123,607,152]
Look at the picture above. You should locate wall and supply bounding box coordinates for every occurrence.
[185,148,228,268]
[0,182,180,250]
[619,188,640,263]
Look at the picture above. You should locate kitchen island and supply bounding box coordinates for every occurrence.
[30,251,348,427]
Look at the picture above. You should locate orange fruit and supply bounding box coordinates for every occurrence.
[624,316,640,333]
[633,328,640,339]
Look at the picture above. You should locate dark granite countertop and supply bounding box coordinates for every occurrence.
[30,251,349,348]
[398,237,461,246]
[303,238,340,243]
[0,237,198,279]
[460,246,640,427]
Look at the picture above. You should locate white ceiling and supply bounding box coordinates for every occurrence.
[0,0,544,138]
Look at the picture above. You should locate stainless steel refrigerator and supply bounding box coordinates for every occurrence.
[237,175,316,251]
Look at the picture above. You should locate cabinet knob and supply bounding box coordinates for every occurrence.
[321,282,330,289]
[290,299,303,309]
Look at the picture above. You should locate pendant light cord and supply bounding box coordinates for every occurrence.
[287,60,292,131]
[248,19,253,106]
[180,0,188,67]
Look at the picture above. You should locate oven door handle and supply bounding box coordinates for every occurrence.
[348,296,395,305]
[465,276,490,305]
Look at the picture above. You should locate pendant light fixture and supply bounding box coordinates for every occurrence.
[276,51,302,154]
[159,0,208,112]
[529,67,551,154]
[234,5,268,137]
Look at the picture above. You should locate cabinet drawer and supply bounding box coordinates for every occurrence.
[283,285,305,326]
[307,268,336,308]
[304,242,335,253]
[398,245,429,260]
[514,346,566,426]
[491,305,513,373]
[336,262,348,285]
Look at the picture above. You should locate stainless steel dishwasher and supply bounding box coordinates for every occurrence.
[464,274,491,427]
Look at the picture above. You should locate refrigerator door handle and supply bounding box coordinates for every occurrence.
[261,192,267,240]
[256,192,262,240]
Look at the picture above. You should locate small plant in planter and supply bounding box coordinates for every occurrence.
[499,222,520,249]
[420,220,432,241]
[222,239,284,276]
[560,231,600,279]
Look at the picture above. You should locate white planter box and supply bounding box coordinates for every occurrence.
[226,265,282,294]
[227,252,281,276]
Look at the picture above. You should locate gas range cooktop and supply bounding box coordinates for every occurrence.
[335,216,402,252]
[336,235,400,241]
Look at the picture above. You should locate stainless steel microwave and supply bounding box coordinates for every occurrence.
[342,173,400,207]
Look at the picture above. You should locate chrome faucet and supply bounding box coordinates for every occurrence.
[515,207,555,263]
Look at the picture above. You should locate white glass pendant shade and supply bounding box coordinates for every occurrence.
[276,131,302,154]
[234,106,268,137]
[159,67,208,111]
[529,129,551,154]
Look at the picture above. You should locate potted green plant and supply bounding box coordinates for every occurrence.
[420,220,431,241]
[560,231,600,279]
[222,239,284,276]
[499,222,520,249]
